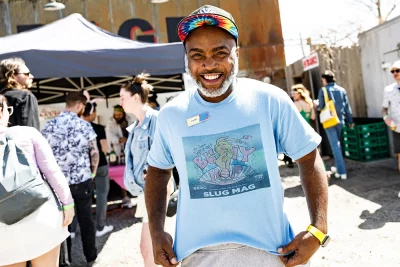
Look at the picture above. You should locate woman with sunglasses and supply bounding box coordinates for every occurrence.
[0,94,75,267]
[0,57,40,130]
[291,84,316,124]
[120,73,173,267]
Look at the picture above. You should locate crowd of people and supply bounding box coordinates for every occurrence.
[0,4,398,267]
[281,70,354,181]
[0,56,166,266]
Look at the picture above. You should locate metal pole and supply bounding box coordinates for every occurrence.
[299,33,306,57]
[309,70,321,136]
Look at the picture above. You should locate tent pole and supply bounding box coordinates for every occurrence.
[84,77,106,97]
[66,78,81,90]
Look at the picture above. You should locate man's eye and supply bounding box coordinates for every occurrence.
[191,53,202,59]
[216,51,228,56]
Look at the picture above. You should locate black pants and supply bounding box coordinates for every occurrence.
[60,179,97,265]
[283,154,293,165]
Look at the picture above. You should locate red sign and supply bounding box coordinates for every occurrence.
[302,53,319,71]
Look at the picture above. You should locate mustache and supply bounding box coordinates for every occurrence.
[198,71,224,75]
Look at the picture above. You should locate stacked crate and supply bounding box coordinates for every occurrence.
[342,120,389,162]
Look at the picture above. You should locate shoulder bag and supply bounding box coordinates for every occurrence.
[0,137,51,225]
[319,87,340,129]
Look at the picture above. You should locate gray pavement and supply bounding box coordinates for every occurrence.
[70,157,400,267]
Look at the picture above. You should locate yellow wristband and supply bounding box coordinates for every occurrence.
[307,224,326,244]
[62,203,75,210]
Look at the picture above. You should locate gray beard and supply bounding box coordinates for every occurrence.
[185,53,239,98]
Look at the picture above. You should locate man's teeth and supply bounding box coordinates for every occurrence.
[203,74,220,80]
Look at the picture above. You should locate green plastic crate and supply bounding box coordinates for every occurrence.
[358,130,386,139]
[359,137,388,149]
[342,136,357,144]
[360,151,390,162]
[341,119,389,162]
[343,142,358,151]
[343,149,360,160]
[359,145,388,154]
[358,123,386,133]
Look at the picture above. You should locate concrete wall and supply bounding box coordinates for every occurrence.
[359,16,400,117]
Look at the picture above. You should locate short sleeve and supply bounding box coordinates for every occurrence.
[382,88,390,108]
[85,122,97,142]
[97,125,106,140]
[147,112,174,170]
[30,128,73,205]
[276,95,321,161]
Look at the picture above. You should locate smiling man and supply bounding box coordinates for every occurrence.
[145,5,329,267]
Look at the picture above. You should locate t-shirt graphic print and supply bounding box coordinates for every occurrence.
[182,124,270,199]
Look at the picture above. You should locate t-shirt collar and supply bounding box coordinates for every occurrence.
[193,80,238,108]
[61,110,78,118]
[126,108,153,133]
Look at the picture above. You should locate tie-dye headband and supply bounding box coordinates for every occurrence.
[177,14,238,42]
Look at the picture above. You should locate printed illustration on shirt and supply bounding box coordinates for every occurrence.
[183,124,270,199]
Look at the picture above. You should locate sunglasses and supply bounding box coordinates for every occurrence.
[5,106,13,116]
[391,69,400,74]
[16,72,31,77]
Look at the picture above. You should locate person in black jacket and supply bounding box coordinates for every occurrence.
[0,57,40,130]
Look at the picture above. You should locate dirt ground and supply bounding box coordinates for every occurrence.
[70,157,400,267]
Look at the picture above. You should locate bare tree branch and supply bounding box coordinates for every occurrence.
[384,4,398,21]
[353,0,399,24]
[353,0,378,16]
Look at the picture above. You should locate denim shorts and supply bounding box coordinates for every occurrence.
[181,243,311,267]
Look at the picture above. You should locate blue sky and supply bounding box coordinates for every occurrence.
[279,0,400,64]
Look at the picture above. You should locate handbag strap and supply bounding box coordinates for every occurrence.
[322,87,329,104]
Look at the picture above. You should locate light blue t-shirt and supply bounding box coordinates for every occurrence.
[147,78,321,261]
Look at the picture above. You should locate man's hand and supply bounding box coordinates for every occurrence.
[152,231,178,267]
[348,123,354,129]
[384,116,394,127]
[277,231,320,267]
[119,137,127,144]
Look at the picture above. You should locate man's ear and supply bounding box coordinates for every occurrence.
[235,46,240,58]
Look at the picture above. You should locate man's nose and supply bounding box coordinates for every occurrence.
[203,57,217,70]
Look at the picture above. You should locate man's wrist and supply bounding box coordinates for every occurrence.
[307,224,331,247]
[149,222,166,236]
[311,223,327,234]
